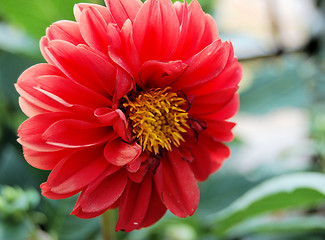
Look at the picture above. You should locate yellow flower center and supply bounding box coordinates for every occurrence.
[123,88,189,155]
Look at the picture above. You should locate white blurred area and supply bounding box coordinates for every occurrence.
[213,0,322,173]
[232,109,313,173]
[215,0,324,59]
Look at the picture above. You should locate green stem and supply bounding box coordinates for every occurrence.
[101,210,117,240]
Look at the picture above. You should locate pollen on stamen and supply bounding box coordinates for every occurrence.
[122,87,189,155]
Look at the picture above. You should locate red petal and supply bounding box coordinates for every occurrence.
[173,0,206,60]
[41,147,108,196]
[107,23,122,53]
[43,119,114,148]
[141,60,188,88]
[184,55,242,96]
[46,21,85,45]
[31,85,95,115]
[40,37,55,65]
[155,151,199,217]
[77,43,112,63]
[113,68,133,104]
[95,107,119,125]
[116,175,152,232]
[40,183,80,199]
[23,147,71,170]
[79,6,110,53]
[200,14,219,47]
[204,120,235,142]
[172,40,230,90]
[104,138,142,166]
[77,46,116,96]
[95,107,131,142]
[35,75,112,109]
[212,60,242,90]
[126,157,141,173]
[200,134,230,172]
[189,87,238,115]
[186,143,212,181]
[199,93,240,120]
[17,63,62,86]
[128,163,148,183]
[74,3,113,23]
[185,132,229,182]
[16,64,67,113]
[108,20,140,85]
[133,0,180,63]
[72,169,127,218]
[45,40,116,96]
[120,20,141,82]
[186,134,229,182]
[141,182,167,228]
[178,147,194,163]
[19,97,48,117]
[16,83,69,113]
[127,154,150,182]
[111,110,131,142]
[173,1,185,23]
[18,113,68,152]
[172,1,218,59]
[71,208,107,219]
[104,0,143,28]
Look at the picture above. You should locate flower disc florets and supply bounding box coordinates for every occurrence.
[123,87,189,155]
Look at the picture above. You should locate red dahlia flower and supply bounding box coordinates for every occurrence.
[16,0,242,232]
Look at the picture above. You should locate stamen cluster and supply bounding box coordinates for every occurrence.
[123,88,189,154]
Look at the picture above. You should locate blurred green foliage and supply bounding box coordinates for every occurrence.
[0,0,104,39]
[0,186,44,240]
[0,0,324,240]
[212,173,325,236]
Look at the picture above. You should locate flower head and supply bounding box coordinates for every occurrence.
[16,0,242,232]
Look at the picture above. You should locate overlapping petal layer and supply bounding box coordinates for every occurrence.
[17,0,242,232]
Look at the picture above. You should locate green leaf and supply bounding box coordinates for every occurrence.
[212,172,325,235]
[229,216,325,237]
[197,169,258,217]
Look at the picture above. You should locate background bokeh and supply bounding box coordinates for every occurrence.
[0,0,325,239]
